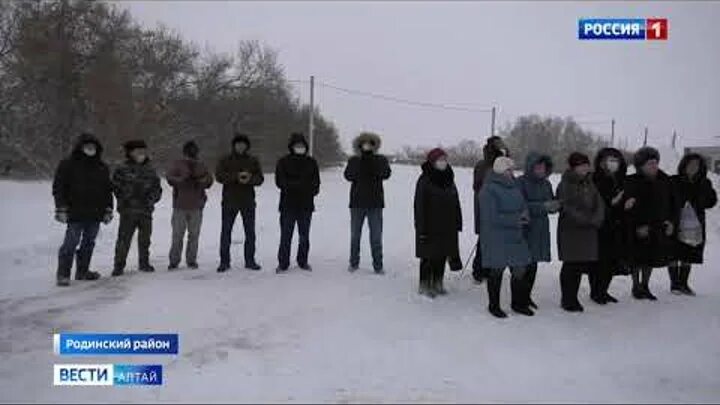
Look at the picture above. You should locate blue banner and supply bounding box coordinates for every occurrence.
[53,364,163,386]
[113,364,163,386]
[54,333,179,355]
[578,18,646,40]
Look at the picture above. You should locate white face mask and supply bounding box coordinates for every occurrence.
[234,143,248,154]
[82,144,97,157]
[293,146,307,155]
[434,160,448,171]
[361,143,374,152]
[605,159,620,173]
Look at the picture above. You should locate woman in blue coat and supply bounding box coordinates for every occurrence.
[518,153,560,309]
[480,157,533,318]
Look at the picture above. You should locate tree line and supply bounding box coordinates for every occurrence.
[0,0,345,178]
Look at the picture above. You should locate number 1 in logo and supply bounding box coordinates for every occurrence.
[646,19,668,40]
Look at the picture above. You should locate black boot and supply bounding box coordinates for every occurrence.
[511,271,533,316]
[632,269,646,300]
[75,251,100,280]
[668,266,682,294]
[487,271,507,318]
[434,265,447,296]
[560,263,583,311]
[525,264,538,309]
[418,260,435,298]
[679,264,695,296]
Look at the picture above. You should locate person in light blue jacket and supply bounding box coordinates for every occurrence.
[480,157,533,318]
[518,153,560,310]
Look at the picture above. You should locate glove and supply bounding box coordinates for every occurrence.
[636,225,650,239]
[102,210,113,225]
[55,210,68,224]
[664,221,674,236]
[238,172,251,184]
[624,198,636,211]
[544,200,561,213]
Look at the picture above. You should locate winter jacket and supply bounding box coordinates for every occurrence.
[670,154,718,264]
[215,137,264,209]
[518,153,555,263]
[592,148,629,264]
[52,134,114,222]
[167,158,213,210]
[414,161,462,259]
[344,133,391,209]
[624,170,674,268]
[275,134,320,211]
[556,170,605,263]
[473,140,508,234]
[480,172,532,269]
[112,159,162,216]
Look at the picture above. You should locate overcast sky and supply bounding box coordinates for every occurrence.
[120,1,720,154]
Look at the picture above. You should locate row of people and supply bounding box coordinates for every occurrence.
[414,138,716,318]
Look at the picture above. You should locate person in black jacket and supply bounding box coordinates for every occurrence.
[414,148,463,298]
[668,153,717,295]
[472,136,509,283]
[275,133,320,273]
[624,147,674,300]
[344,132,391,274]
[215,134,264,272]
[590,147,628,304]
[52,133,114,286]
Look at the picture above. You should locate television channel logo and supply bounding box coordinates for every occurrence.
[578,18,668,40]
[53,364,163,386]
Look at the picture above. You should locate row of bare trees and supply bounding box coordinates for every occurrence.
[0,0,344,178]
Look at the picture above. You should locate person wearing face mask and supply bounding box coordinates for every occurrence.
[590,148,629,304]
[623,147,674,300]
[111,140,162,276]
[215,133,264,272]
[343,132,391,274]
[556,152,605,312]
[472,136,509,284]
[414,148,463,298]
[518,153,559,310]
[668,153,717,295]
[52,133,114,286]
[167,141,214,271]
[480,157,533,318]
[275,132,321,273]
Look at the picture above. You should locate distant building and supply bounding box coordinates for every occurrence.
[684,146,720,174]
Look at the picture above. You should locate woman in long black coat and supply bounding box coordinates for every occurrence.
[591,147,628,304]
[414,148,462,298]
[624,147,674,301]
[669,153,717,295]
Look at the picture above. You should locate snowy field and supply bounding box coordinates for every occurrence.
[1,164,720,403]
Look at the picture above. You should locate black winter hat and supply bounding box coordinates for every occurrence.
[633,146,660,168]
[123,139,147,152]
[183,141,199,158]
[288,132,308,150]
[567,152,591,168]
[232,133,251,150]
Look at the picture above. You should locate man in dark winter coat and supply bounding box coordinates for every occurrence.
[518,153,559,310]
[52,133,114,286]
[591,147,628,304]
[275,132,320,273]
[215,133,264,272]
[414,148,463,298]
[344,132,392,274]
[111,140,162,276]
[167,141,214,270]
[669,153,717,295]
[472,136,509,283]
[624,147,674,300]
[556,152,605,312]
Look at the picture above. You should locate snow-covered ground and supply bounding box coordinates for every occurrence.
[1,164,719,403]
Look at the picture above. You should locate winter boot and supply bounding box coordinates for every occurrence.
[56,277,71,287]
[679,264,695,296]
[111,267,124,277]
[510,273,531,314]
[434,267,447,295]
[139,265,155,273]
[668,266,683,295]
[487,272,506,318]
[168,263,179,271]
[188,262,199,270]
[299,263,313,271]
[640,268,657,301]
[418,261,435,298]
[348,264,358,273]
[276,266,289,274]
[562,302,584,312]
[245,262,262,271]
[217,263,230,273]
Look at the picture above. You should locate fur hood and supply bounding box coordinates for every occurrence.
[352,132,382,155]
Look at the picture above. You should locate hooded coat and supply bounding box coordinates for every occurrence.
[473,138,508,234]
[592,148,629,264]
[670,153,717,264]
[215,134,264,209]
[518,153,555,263]
[275,133,320,211]
[52,133,114,222]
[480,172,532,269]
[414,161,462,259]
[556,169,605,262]
[343,132,392,208]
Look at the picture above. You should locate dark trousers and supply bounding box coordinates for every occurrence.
[560,261,595,307]
[669,262,693,290]
[220,205,257,266]
[114,213,152,271]
[487,266,528,309]
[589,260,615,298]
[349,208,383,270]
[419,257,446,288]
[525,262,538,299]
[278,209,312,269]
[471,236,488,281]
[57,222,100,280]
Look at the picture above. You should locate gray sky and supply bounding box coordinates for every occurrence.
[120,1,720,154]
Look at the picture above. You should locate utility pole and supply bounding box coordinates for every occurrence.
[308,75,315,157]
[610,118,615,146]
[490,106,496,137]
[643,126,648,146]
